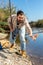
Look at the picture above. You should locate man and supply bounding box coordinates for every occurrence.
[8,10,38,57]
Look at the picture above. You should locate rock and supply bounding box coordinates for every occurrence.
[0,33,8,40]
[0,44,32,65]
[0,48,32,65]
[0,33,32,65]
[0,39,10,48]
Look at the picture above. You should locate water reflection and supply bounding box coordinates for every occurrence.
[26,29,43,58]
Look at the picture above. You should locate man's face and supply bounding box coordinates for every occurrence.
[17,14,25,23]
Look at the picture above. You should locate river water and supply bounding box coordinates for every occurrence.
[26,28,43,61]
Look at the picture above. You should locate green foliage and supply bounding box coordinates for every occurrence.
[0,21,9,33]
[0,1,16,33]
[0,28,5,33]
[0,21,8,26]
[36,20,43,27]
[0,1,16,22]
[30,19,43,27]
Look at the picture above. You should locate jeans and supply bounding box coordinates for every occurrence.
[9,25,26,51]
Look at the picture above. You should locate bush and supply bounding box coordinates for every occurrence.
[0,28,5,33]
[0,21,8,26]
[0,21,9,33]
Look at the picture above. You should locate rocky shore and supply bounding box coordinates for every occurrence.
[0,33,43,65]
[0,48,32,65]
[0,33,32,65]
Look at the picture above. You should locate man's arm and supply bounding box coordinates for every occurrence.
[25,17,33,37]
[25,17,38,40]
[8,14,17,32]
[7,17,13,32]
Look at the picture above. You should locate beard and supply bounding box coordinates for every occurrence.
[17,19,25,23]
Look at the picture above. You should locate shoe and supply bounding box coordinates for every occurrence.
[9,44,14,52]
[22,51,27,57]
[12,44,17,49]
[10,44,14,48]
[19,50,27,57]
[9,44,17,48]
[9,44,17,52]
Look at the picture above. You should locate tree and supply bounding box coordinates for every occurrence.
[0,0,16,22]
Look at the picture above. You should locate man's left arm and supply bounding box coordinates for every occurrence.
[25,17,38,40]
[25,17,33,37]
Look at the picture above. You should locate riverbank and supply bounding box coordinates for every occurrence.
[0,33,32,65]
[0,41,43,65]
[0,48,32,65]
[0,33,43,65]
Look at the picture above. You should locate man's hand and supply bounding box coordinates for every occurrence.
[29,34,38,40]
[32,34,38,40]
